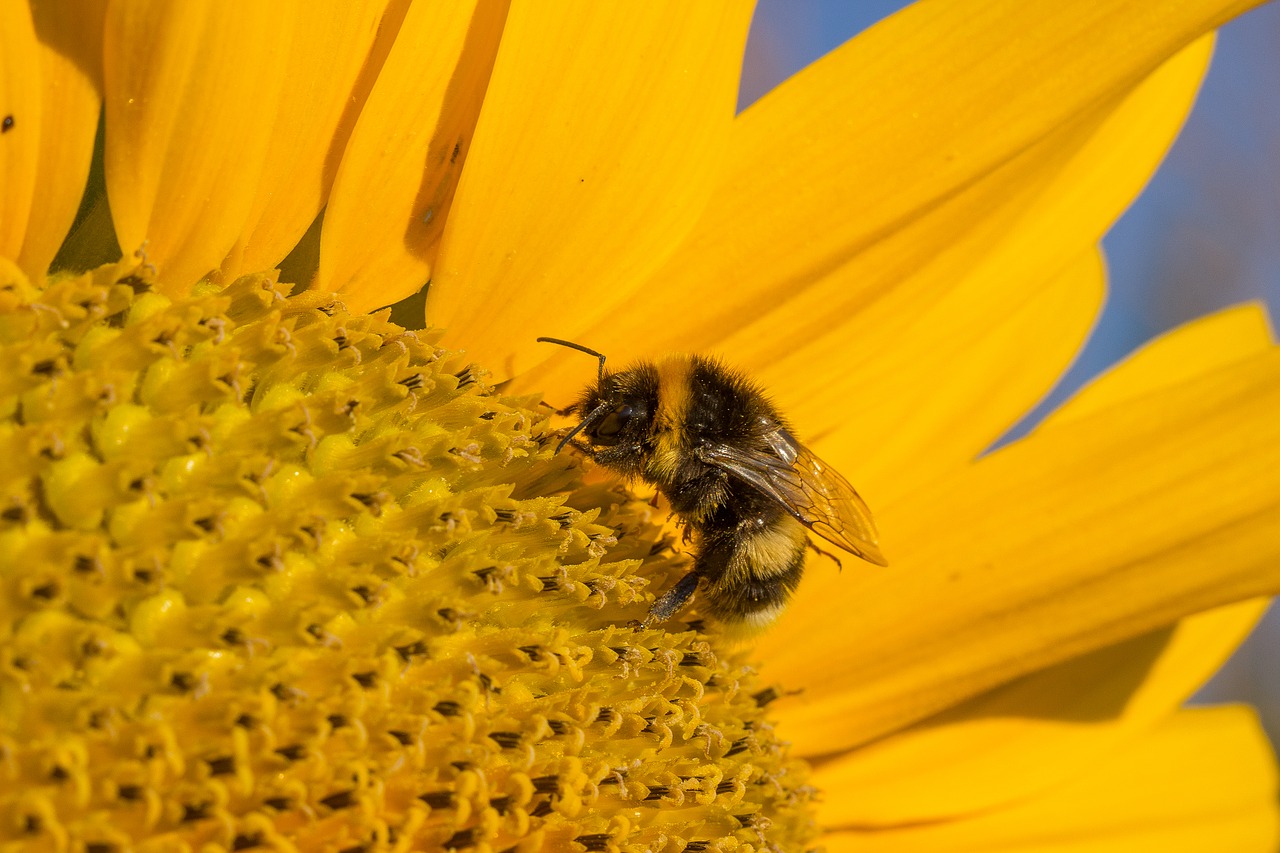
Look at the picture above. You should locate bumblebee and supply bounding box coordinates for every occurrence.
[538,337,887,631]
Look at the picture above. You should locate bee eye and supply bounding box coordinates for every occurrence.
[592,404,634,445]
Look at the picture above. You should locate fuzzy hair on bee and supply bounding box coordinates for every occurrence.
[538,337,887,633]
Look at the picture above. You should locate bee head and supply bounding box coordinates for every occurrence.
[536,338,657,465]
[577,368,656,451]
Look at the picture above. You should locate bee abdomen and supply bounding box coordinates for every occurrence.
[700,517,807,631]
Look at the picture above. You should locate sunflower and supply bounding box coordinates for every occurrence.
[2,1,1278,851]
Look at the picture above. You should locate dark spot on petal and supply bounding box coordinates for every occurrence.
[320,790,355,810]
[30,582,58,600]
[489,731,520,749]
[182,802,212,823]
[395,640,428,661]
[419,791,453,808]
[206,756,235,775]
[443,828,474,850]
[232,832,263,850]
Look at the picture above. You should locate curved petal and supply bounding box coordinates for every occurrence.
[553,33,1212,551]
[0,1,41,259]
[17,0,106,276]
[427,1,755,373]
[812,597,1267,825]
[219,0,391,281]
[824,706,1279,852]
[103,1,299,292]
[527,31,1214,470]
[785,246,1101,510]
[752,36,1213,499]
[538,0,1253,377]
[316,0,507,308]
[759,306,1280,754]
[1045,302,1276,424]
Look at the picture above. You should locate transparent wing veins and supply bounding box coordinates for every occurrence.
[698,425,888,566]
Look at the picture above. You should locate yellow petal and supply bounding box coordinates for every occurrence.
[1046,302,1276,425]
[16,0,105,277]
[0,1,41,257]
[779,246,1101,510]
[752,36,1213,500]
[426,1,755,369]
[813,597,1267,825]
[526,24,1214,458]
[531,32,1211,519]
[219,0,390,281]
[315,0,507,308]
[545,0,1252,367]
[759,309,1280,754]
[824,706,1279,852]
[103,1,299,292]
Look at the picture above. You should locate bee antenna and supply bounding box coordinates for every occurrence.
[553,399,610,455]
[536,336,607,385]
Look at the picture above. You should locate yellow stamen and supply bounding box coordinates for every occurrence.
[0,261,817,851]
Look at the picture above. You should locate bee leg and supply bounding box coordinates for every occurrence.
[678,520,695,546]
[541,430,596,458]
[553,402,581,417]
[643,571,701,626]
[537,399,578,417]
[806,539,843,571]
[564,437,597,458]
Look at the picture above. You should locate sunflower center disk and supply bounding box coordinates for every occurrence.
[0,262,818,851]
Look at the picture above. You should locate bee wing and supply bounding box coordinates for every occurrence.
[699,427,889,566]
